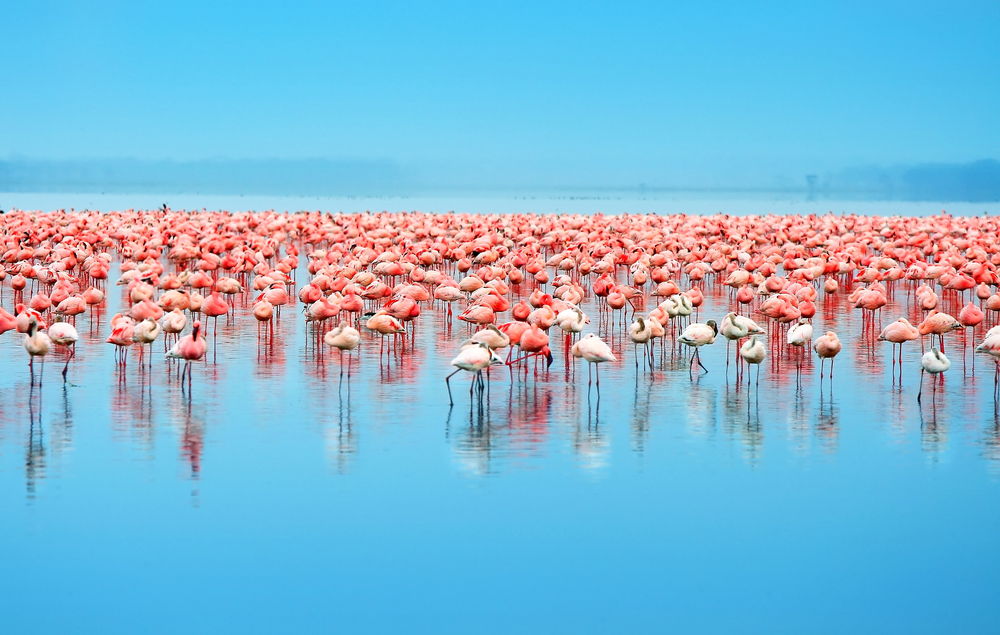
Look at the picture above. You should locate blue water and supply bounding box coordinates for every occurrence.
[3,190,998,216]
[2,221,1000,632]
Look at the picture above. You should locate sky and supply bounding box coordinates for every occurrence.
[3,1,999,189]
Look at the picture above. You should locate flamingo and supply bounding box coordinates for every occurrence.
[739,336,766,388]
[48,321,79,381]
[878,318,920,377]
[508,325,553,370]
[160,309,188,346]
[628,316,655,370]
[556,305,588,336]
[469,324,510,351]
[23,317,52,385]
[445,341,504,405]
[571,333,616,388]
[324,321,361,383]
[917,349,951,403]
[106,317,136,364]
[958,302,985,371]
[0,306,17,335]
[787,318,814,383]
[918,312,961,353]
[166,321,208,390]
[132,317,162,366]
[365,310,406,359]
[201,290,230,356]
[720,312,765,373]
[813,331,842,379]
[678,320,717,377]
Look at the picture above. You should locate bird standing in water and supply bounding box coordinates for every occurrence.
[679,320,717,377]
[324,320,361,385]
[720,312,765,375]
[445,341,504,405]
[132,317,162,368]
[787,318,813,384]
[23,317,52,385]
[628,316,654,370]
[918,349,950,403]
[167,321,208,392]
[813,331,842,380]
[878,318,919,374]
[48,321,79,381]
[740,336,766,389]
[571,333,617,389]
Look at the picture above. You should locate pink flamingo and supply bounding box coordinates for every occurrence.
[166,321,208,391]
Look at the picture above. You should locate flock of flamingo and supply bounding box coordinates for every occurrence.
[2,208,1000,407]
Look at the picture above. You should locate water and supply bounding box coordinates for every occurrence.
[3,190,998,216]
[2,204,1000,633]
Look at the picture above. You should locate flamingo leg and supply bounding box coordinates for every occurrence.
[994,361,999,400]
[62,347,75,381]
[507,350,551,366]
[695,348,708,374]
[726,340,731,377]
[445,368,461,405]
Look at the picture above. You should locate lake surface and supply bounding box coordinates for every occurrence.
[2,202,1000,633]
[3,189,998,217]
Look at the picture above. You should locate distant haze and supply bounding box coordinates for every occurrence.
[2,2,998,198]
[2,158,999,201]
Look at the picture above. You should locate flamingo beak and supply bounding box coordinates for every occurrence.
[545,348,554,367]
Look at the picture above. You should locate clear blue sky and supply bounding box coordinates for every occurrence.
[3,1,998,187]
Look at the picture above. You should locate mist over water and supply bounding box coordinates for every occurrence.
[3,158,1000,201]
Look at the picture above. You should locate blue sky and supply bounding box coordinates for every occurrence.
[3,1,998,187]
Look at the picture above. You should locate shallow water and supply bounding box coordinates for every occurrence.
[3,247,1000,633]
[3,189,998,216]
